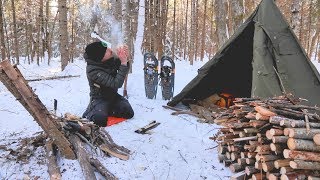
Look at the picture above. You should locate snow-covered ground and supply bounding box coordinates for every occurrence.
[0,1,233,179]
[0,55,232,180]
[1,0,320,178]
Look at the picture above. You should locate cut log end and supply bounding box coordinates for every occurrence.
[313,134,320,146]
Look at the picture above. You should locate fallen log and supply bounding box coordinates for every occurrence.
[291,120,320,128]
[0,60,75,159]
[230,152,240,161]
[229,163,244,173]
[272,136,289,144]
[259,155,280,162]
[252,173,266,180]
[246,158,255,165]
[280,172,307,180]
[245,166,258,175]
[171,110,202,118]
[288,128,320,140]
[89,157,117,180]
[290,160,320,170]
[287,138,320,152]
[230,171,246,180]
[26,75,80,82]
[274,159,291,169]
[233,136,257,142]
[269,103,320,112]
[69,134,97,180]
[262,161,275,172]
[269,116,290,125]
[254,106,277,116]
[268,174,280,180]
[256,113,270,120]
[283,149,320,162]
[218,154,227,163]
[45,139,61,180]
[99,144,129,161]
[162,105,184,112]
[280,166,294,174]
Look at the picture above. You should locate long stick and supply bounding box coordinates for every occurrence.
[123,74,128,98]
[27,75,80,82]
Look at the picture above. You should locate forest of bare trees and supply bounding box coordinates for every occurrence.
[0,0,319,69]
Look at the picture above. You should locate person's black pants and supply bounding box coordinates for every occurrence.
[82,96,134,126]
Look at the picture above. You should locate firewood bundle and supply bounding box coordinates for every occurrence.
[213,96,320,180]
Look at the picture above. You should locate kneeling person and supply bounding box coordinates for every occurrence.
[82,41,134,126]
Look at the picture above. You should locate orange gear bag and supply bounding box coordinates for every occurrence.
[215,93,234,108]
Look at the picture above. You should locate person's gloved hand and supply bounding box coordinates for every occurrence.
[63,121,81,132]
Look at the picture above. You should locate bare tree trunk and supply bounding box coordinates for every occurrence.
[189,0,196,65]
[58,0,69,70]
[0,0,6,61]
[129,1,139,72]
[3,12,11,62]
[298,1,305,48]
[70,1,75,63]
[40,0,45,58]
[306,0,313,56]
[158,0,168,60]
[171,0,176,61]
[111,0,122,48]
[142,0,150,53]
[227,1,233,36]
[48,10,59,65]
[150,0,155,53]
[315,35,319,62]
[318,35,320,62]
[215,0,228,48]
[200,0,207,61]
[194,0,199,62]
[183,0,188,60]
[45,0,50,62]
[230,0,244,34]
[177,1,183,58]
[124,1,131,47]
[244,0,255,18]
[111,0,122,22]
[291,0,301,39]
[24,19,30,63]
[209,0,215,60]
[35,0,44,65]
[27,0,34,63]
[11,0,19,64]
[308,15,319,58]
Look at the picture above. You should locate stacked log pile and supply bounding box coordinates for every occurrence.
[214,96,320,180]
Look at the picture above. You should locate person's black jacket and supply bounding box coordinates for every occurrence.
[84,53,129,102]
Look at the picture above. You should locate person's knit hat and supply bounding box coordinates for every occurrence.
[85,41,107,61]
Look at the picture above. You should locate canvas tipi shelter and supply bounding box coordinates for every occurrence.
[168,0,320,107]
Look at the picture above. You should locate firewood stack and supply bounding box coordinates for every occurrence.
[213,96,320,180]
